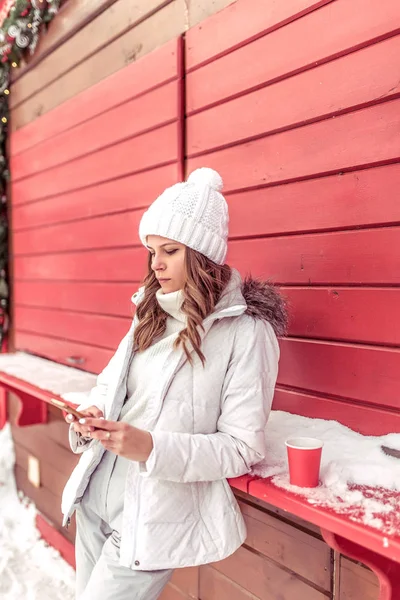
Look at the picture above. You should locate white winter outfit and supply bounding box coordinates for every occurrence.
[61,269,286,572]
[63,168,287,600]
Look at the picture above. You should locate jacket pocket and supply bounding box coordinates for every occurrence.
[141,479,196,524]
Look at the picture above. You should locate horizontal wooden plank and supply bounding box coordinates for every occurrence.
[187,0,400,112]
[159,584,192,600]
[339,557,379,600]
[188,0,241,29]
[199,565,259,600]
[11,420,78,477]
[14,332,112,374]
[10,35,179,151]
[169,568,199,598]
[12,81,178,181]
[188,34,400,155]
[273,388,400,436]
[8,394,72,452]
[11,5,185,132]
[237,493,322,535]
[10,0,169,110]
[14,464,76,544]
[13,227,400,285]
[14,281,135,317]
[240,500,331,588]
[14,209,145,255]
[14,246,148,281]
[278,338,400,409]
[283,287,400,346]
[12,123,178,203]
[228,227,400,285]
[11,0,118,80]
[14,444,72,498]
[11,164,177,229]
[186,0,333,71]
[188,99,400,191]
[212,545,328,600]
[226,164,400,238]
[14,306,130,350]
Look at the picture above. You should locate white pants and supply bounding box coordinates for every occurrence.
[75,499,173,600]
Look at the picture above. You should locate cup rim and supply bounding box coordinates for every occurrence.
[285,437,323,450]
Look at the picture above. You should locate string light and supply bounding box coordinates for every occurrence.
[11,62,17,68]
[3,90,9,95]
[1,117,7,124]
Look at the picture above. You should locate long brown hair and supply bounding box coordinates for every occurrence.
[134,248,232,364]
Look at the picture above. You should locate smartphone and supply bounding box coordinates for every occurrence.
[49,398,86,420]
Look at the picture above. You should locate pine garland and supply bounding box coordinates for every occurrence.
[0,0,60,346]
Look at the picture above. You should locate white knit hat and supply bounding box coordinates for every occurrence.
[139,168,229,265]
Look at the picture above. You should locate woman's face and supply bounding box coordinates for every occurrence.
[147,235,186,293]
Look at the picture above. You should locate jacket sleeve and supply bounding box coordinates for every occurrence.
[140,317,280,482]
[68,369,109,454]
[69,327,133,454]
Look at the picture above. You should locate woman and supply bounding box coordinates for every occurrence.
[62,168,287,600]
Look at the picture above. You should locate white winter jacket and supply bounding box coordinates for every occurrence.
[61,269,286,570]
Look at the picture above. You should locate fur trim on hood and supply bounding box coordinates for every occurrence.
[242,277,288,337]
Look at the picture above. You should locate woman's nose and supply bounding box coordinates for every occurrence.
[152,256,165,271]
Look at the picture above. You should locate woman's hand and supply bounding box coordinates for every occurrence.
[77,417,154,462]
[65,405,104,436]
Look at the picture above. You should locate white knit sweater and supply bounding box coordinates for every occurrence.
[120,288,186,426]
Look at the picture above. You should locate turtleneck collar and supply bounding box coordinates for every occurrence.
[156,288,186,323]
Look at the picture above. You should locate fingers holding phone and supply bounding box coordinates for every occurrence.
[66,405,104,436]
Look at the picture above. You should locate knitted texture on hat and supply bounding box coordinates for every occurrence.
[139,168,229,265]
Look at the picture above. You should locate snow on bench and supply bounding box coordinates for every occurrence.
[0,352,96,426]
[0,351,96,401]
[257,411,400,537]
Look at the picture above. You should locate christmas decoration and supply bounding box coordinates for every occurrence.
[0,0,60,346]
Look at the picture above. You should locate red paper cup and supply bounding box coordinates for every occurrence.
[285,437,323,488]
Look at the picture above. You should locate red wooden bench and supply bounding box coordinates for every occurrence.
[228,397,400,600]
[1,356,399,599]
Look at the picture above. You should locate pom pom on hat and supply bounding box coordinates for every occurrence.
[139,167,229,264]
[187,167,223,192]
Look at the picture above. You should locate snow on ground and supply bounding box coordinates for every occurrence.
[254,411,400,537]
[0,424,75,600]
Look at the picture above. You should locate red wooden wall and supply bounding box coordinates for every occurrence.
[9,0,400,430]
[186,0,400,435]
[10,37,184,374]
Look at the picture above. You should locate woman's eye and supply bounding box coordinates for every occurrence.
[166,249,178,255]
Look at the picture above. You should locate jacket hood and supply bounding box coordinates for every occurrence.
[242,276,288,336]
[203,268,288,337]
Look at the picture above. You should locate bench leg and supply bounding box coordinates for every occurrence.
[321,529,400,600]
[14,391,48,426]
